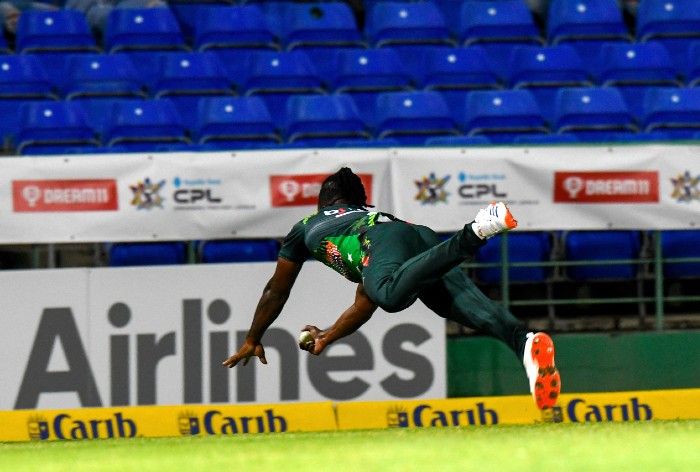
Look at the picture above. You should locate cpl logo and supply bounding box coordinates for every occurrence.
[457,172,507,200]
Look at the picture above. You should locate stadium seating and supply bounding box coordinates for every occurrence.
[104,7,189,86]
[642,88,700,139]
[285,94,371,146]
[459,0,545,79]
[597,41,682,120]
[108,242,188,266]
[16,101,99,155]
[508,44,593,125]
[547,0,633,75]
[374,90,460,145]
[553,87,639,141]
[661,230,700,278]
[195,96,281,150]
[326,48,413,128]
[463,89,549,143]
[688,42,700,87]
[16,9,101,89]
[103,99,192,152]
[194,4,278,53]
[425,135,491,146]
[636,0,700,77]
[0,55,59,151]
[151,51,236,131]
[420,46,501,123]
[199,239,279,263]
[242,50,325,128]
[475,232,552,283]
[365,1,456,79]
[564,231,642,280]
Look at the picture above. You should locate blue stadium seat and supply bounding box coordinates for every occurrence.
[565,231,641,280]
[475,232,552,283]
[661,230,700,278]
[105,8,189,86]
[463,89,549,143]
[425,135,492,146]
[105,7,187,52]
[327,48,413,128]
[276,2,366,51]
[508,44,593,125]
[642,87,700,139]
[334,138,401,148]
[151,51,235,131]
[169,0,237,42]
[547,0,632,75]
[16,101,99,155]
[598,42,682,120]
[285,94,370,146]
[685,42,700,87]
[514,133,579,144]
[365,1,455,78]
[275,2,368,80]
[459,0,544,79]
[194,4,278,53]
[103,99,192,152]
[374,90,460,145]
[195,96,281,150]
[553,87,638,141]
[242,51,325,128]
[420,46,501,123]
[108,242,187,266]
[199,239,279,263]
[0,54,58,150]
[16,9,99,54]
[16,10,101,89]
[636,0,700,77]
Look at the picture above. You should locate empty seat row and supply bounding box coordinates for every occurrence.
[106,230,700,283]
[10,85,700,155]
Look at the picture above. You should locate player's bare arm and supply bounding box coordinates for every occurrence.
[300,283,378,355]
[222,257,303,368]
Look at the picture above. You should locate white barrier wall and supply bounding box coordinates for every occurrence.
[0,262,446,410]
[0,145,699,243]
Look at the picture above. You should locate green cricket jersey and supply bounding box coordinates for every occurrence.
[278,204,397,283]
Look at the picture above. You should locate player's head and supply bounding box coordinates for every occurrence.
[318,167,372,209]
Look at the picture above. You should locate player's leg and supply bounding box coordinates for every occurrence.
[361,202,516,313]
[418,271,560,410]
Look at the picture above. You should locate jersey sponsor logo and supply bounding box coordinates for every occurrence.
[270,174,373,207]
[12,179,118,212]
[553,171,659,203]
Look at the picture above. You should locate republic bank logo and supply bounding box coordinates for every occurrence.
[414,173,450,205]
[130,177,166,210]
[670,170,700,203]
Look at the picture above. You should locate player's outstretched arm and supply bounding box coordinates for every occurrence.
[223,257,303,368]
[300,283,378,355]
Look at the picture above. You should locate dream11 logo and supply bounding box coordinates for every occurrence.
[554,171,660,203]
[270,173,373,207]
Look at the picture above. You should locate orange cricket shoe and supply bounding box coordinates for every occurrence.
[523,332,561,410]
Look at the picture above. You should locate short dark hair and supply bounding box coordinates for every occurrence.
[318,167,372,209]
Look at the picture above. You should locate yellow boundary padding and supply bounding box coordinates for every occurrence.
[3,389,700,442]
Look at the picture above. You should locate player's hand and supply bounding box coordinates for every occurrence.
[222,340,267,368]
[299,325,326,356]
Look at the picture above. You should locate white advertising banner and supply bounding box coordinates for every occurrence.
[390,145,700,232]
[0,144,699,243]
[0,262,446,411]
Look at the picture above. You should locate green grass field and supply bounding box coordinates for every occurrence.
[2,420,699,472]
